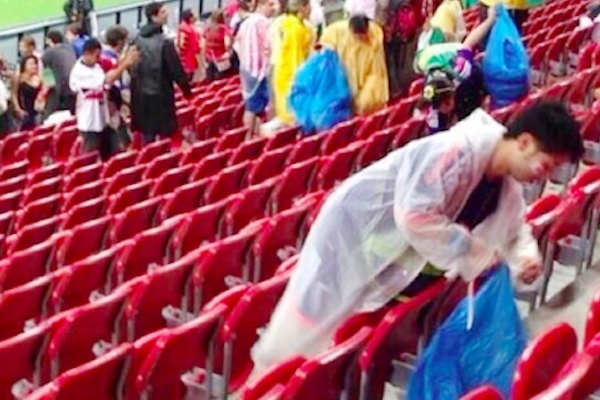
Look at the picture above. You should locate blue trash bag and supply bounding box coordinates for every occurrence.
[289,49,353,134]
[406,264,527,400]
[482,5,530,108]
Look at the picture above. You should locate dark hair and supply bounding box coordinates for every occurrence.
[46,30,64,44]
[105,25,129,47]
[210,9,226,24]
[181,8,194,23]
[20,35,36,48]
[419,70,455,109]
[145,2,164,20]
[82,38,102,53]
[349,14,369,35]
[19,55,38,73]
[505,101,583,163]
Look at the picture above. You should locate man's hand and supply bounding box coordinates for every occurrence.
[123,46,141,67]
[519,257,543,284]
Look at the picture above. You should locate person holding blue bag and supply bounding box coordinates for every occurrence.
[250,101,583,378]
[482,3,530,109]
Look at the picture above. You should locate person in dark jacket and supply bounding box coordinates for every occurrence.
[130,2,192,144]
[64,0,97,36]
[42,30,77,116]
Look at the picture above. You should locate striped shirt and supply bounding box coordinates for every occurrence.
[235,13,271,78]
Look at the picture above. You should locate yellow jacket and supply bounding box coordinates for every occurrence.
[273,14,314,124]
[320,20,389,115]
[479,0,528,10]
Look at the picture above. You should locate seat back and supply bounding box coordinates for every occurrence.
[0,240,54,291]
[270,157,319,213]
[205,160,251,204]
[224,178,278,236]
[110,197,161,244]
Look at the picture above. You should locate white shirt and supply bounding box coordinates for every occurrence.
[344,0,376,19]
[0,80,9,114]
[69,59,107,133]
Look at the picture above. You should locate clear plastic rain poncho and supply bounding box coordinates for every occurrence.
[252,109,540,372]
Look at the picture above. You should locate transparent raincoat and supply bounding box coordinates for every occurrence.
[252,109,540,372]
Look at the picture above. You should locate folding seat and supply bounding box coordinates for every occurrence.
[21,177,62,207]
[355,110,387,140]
[0,269,68,341]
[215,127,248,152]
[28,163,64,186]
[61,179,103,212]
[269,157,319,213]
[43,343,133,400]
[0,131,28,165]
[355,128,394,170]
[554,338,600,399]
[55,216,112,268]
[321,120,356,155]
[135,138,171,165]
[264,125,300,151]
[530,41,552,86]
[316,142,362,190]
[158,178,209,222]
[547,33,570,79]
[179,138,217,166]
[408,78,425,97]
[63,162,102,193]
[586,288,600,346]
[0,190,22,214]
[512,323,578,400]
[459,386,503,400]
[141,152,181,181]
[247,145,292,185]
[190,149,233,181]
[171,198,230,258]
[114,219,178,284]
[286,133,324,166]
[229,137,267,165]
[193,222,263,310]
[566,28,591,73]
[101,151,136,180]
[106,179,151,216]
[386,95,419,126]
[0,160,29,181]
[391,117,425,149]
[195,97,221,120]
[219,272,291,394]
[123,257,195,340]
[490,103,517,125]
[109,196,162,244]
[0,318,60,400]
[43,289,133,383]
[174,106,196,147]
[63,152,98,177]
[252,200,313,282]
[15,194,61,231]
[60,196,105,231]
[16,133,54,170]
[52,125,79,162]
[204,160,250,204]
[578,43,597,71]
[211,104,238,134]
[223,178,278,235]
[132,306,228,400]
[0,211,15,237]
[357,280,449,400]
[151,164,193,196]
[104,164,145,198]
[0,240,54,291]
[51,242,128,313]
[6,215,60,255]
[221,89,243,108]
[0,175,27,196]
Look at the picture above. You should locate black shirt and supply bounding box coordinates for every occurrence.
[455,175,503,230]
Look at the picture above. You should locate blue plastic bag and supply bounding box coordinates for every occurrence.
[482,5,530,108]
[407,265,527,400]
[289,49,353,134]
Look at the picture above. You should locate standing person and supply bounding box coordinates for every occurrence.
[429,0,466,42]
[235,0,274,134]
[130,2,192,144]
[271,0,314,126]
[42,30,77,117]
[251,101,583,374]
[18,36,43,68]
[15,55,43,130]
[66,22,90,58]
[203,9,234,82]
[69,38,139,159]
[178,9,202,81]
[100,25,131,152]
[63,0,98,36]
[320,14,389,115]
[479,0,528,34]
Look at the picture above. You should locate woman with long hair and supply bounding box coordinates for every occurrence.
[16,55,43,130]
[203,9,234,81]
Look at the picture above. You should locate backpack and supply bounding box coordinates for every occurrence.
[389,2,418,43]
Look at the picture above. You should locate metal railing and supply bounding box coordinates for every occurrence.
[0,0,344,63]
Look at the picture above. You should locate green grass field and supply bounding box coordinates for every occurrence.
[0,0,135,29]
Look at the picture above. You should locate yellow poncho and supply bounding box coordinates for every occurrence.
[273,14,314,124]
[320,20,389,115]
